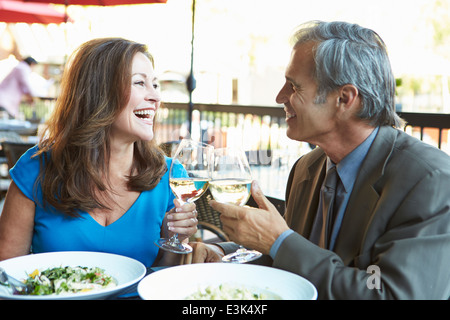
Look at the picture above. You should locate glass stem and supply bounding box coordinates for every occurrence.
[168,234,180,245]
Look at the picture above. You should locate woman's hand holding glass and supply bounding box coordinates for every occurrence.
[155,139,213,254]
[165,199,198,243]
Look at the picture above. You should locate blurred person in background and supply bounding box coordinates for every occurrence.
[0,57,37,119]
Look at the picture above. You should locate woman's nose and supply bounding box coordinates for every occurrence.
[146,86,161,102]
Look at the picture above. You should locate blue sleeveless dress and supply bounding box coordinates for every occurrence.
[10,146,176,267]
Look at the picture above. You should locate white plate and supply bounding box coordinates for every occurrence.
[0,251,146,300]
[138,263,317,300]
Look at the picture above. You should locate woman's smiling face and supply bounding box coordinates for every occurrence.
[111,52,161,144]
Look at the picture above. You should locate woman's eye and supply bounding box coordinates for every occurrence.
[134,81,145,87]
[153,83,160,90]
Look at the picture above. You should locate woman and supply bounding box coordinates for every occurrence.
[0,38,198,267]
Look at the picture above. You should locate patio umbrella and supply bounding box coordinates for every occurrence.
[22,0,167,6]
[0,0,69,24]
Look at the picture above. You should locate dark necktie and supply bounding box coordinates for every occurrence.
[318,166,339,248]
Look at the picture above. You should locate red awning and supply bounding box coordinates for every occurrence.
[0,0,69,24]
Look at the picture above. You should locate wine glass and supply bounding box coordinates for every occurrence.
[155,139,213,254]
[210,147,263,263]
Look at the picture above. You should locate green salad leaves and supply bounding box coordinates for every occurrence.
[22,266,116,296]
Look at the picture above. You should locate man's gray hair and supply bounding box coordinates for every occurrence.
[290,21,403,128]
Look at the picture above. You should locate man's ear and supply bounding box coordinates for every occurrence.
[338,84,359,108]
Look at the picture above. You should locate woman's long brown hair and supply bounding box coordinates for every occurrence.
[35,38,167,217]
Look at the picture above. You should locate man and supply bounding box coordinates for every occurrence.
[191,21,450,299]
[0,57,38,118]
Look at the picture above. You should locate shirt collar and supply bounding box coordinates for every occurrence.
[327,127,379,193]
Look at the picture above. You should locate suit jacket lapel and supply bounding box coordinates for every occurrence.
[285,148,327,238]
[333,126,397,264]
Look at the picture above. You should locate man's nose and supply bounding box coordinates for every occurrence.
[276,82,288,105]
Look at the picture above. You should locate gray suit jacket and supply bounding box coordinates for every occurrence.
[274,126,450,299]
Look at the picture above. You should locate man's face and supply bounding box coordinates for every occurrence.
[276,42,339,146]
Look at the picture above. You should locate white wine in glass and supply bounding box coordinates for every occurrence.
[155,139,213,254]
[170,178,210,203]
[209,179,252,207]
[211,147,263,263]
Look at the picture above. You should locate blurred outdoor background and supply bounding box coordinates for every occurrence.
[2,0,449,111]
[0,0,449,198]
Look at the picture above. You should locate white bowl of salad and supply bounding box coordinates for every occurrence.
[138,263,317,300]
[0,251,146,300]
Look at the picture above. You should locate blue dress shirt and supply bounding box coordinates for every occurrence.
[270,127,379,258]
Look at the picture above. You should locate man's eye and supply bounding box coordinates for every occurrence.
[291,83,302,93]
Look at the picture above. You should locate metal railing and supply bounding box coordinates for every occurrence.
[156,102,285,149]
[398,112,450,150]
[20,101,450,154]
[157,103,450,154]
